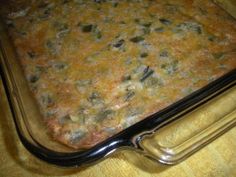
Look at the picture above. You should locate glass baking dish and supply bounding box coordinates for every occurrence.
[0,0,236,167]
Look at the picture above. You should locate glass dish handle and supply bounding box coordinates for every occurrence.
[138,86,236,165]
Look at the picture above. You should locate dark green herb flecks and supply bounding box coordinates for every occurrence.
[199,7,208,15]
[130,36,145,43]
[141,22,152,28]
[122,74,131,82]
[28,66,45,84]
[135,20,152,35]
[40,93,54,107]
[140,66,154,82]
[58,114,72,124]
[112,2,118,7]
[28,74,40,83]
[39,9,51,19]
[155,27,164,32]
[53,62,68,70]
[94,0,106,3]
[113,39,125,48]
[95,30,102,40]
[88,91,104,105]
[81,24,94,33]
[18,30,27,36]
[139,22,152,35]
[76,107,89,124]
[125,90,135,101]
[134,18,140,23]
[79,23,101,39]
[84,24,103,40]
[35,65,46,73]
[45,39,59,55]
[140,52,148,58]
[173,22,202,35]
[188,24,202,34]
[27,51,37,59]
[46,40,54,49]
[161,60,179,75]
[38,3,54,20]
[142,26,151,35]
[159,50,169,58]
[62,0,70,4]
[159,18,172,25]
[119,21,126,24]
[96,109,114,122]
[208,34,217,42]
[194,26,202,34]
[149,13,156,18]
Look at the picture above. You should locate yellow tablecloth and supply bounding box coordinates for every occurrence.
[0,74,236,177]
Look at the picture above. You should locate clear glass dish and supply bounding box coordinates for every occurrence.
[0,0,235,167]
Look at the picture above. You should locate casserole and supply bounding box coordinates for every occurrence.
[0,0,236,167]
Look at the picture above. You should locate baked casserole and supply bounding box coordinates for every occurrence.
[1,0,236,149]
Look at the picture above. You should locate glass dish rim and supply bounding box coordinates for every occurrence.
[0,0,236,166]
[1,51,235,166]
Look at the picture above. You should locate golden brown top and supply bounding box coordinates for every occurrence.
[1,0,236,149]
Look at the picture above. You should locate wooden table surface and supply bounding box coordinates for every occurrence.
[0,73,236,177]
